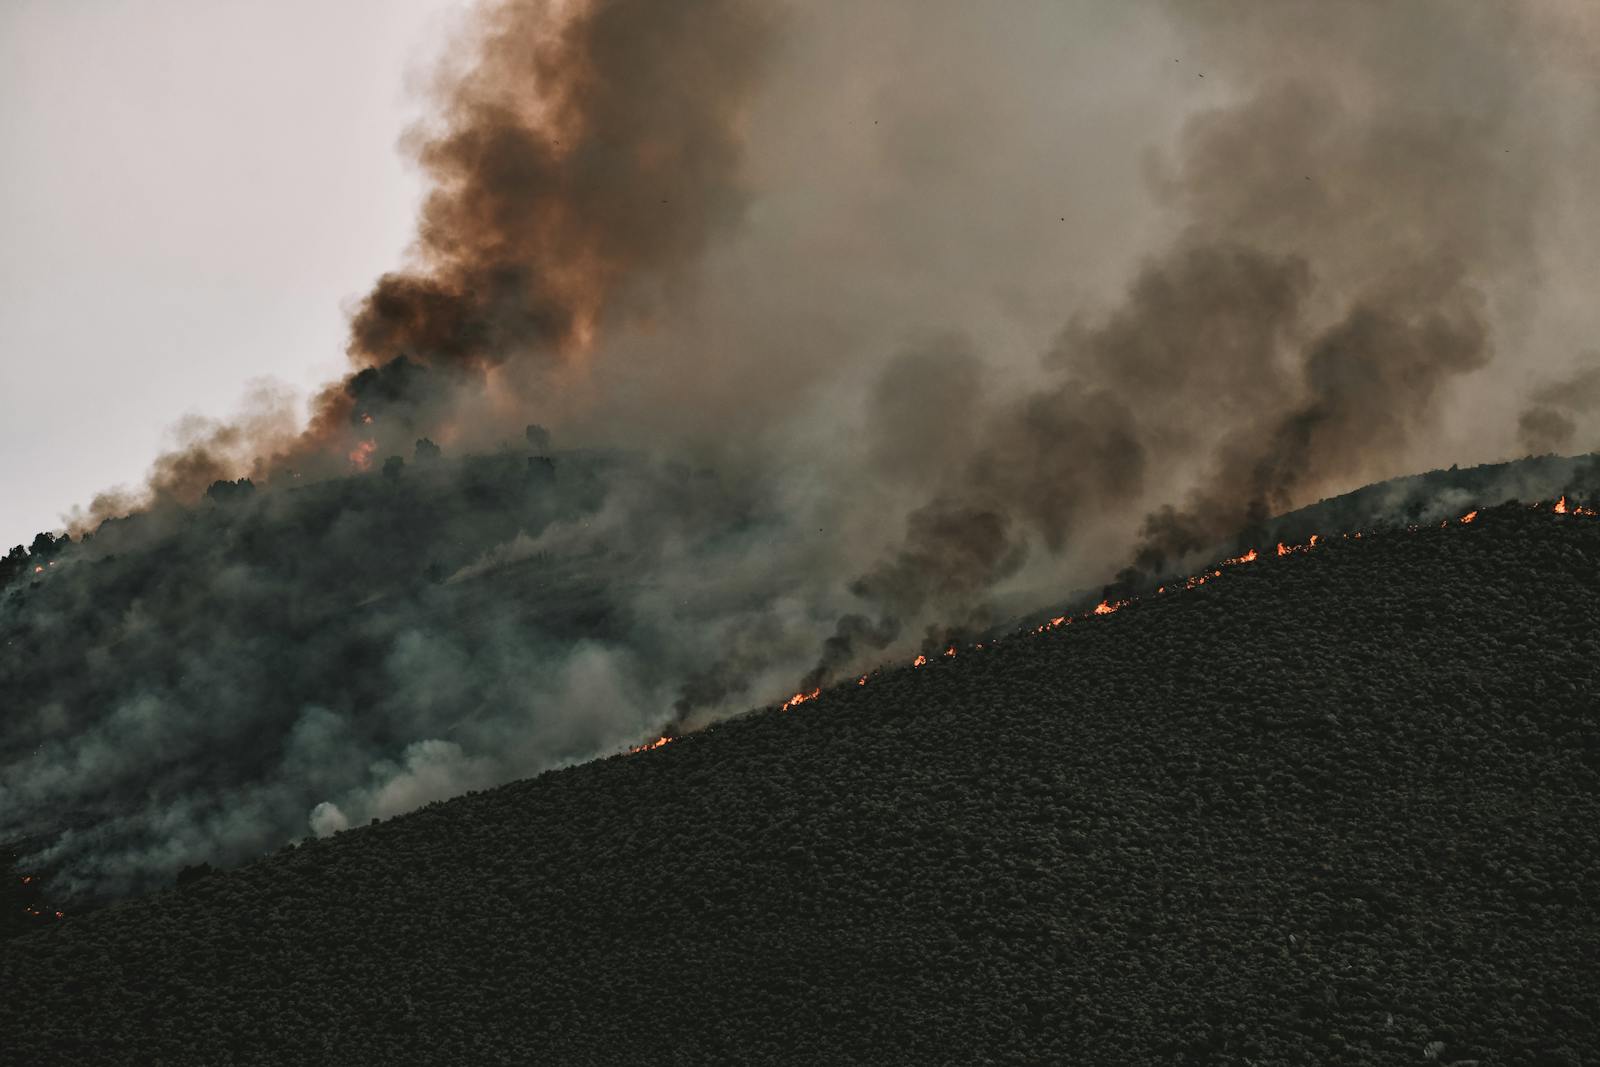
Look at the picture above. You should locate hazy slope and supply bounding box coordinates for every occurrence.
[7,446,1593,902]
[4,501,1597,1065]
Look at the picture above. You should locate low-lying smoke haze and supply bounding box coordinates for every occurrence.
[5,0,1598,897]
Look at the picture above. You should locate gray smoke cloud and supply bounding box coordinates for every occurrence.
[6,0,1599,897]
[1519,361,1600,455]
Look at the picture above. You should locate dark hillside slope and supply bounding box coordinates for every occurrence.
[4,503,1599,1065]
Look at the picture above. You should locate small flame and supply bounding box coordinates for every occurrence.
[1226,548,1259,565]
[628,735,672,754]
[1276,542,1289,557]
[912,654,927,668]
[1554,495,1568,515]
[943,646,957,658]
[780,688,822,711]
[1460,510,1478,524]
[858,675,868,686]
[1093,600,1122,616]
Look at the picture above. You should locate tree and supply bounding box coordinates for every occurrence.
[29,531,65,560]
[525,424,552,453]
[383,456,405,480]
[0,544,25,589]
[414,438,442,463]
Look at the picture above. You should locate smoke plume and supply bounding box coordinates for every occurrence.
[6,0,1599,897]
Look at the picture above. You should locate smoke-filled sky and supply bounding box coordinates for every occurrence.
[0,0,1593,547]
[0,0,463,542]
[5,0,1600,896]
[4,0,1596,551]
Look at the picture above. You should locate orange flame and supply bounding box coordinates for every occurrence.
[1093,600,1122,616]
[348,439,378,471]
[1276,542,1289,557]
[912,654,927,668]
[780,688,821,711]
[1460,510,1478,524]
[1554,495,1568,514]
[628,735,672,754]
[858,675,868,686]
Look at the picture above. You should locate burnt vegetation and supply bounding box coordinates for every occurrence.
[4,496,1599,1065]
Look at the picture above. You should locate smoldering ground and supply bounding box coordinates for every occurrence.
[5,0,1599,897]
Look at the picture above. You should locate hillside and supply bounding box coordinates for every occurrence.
[4,500,1598,1065]
[9,445,1592,904]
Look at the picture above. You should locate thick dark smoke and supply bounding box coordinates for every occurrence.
[1519,361,1600,455]
[826,0,1591,655]
[98,0,777,508]
[346,0,772,371]
[7,0,1599,897]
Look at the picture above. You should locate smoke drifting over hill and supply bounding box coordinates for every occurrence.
[6,0,1599,895]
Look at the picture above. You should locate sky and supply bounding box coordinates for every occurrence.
[0,0,466,545]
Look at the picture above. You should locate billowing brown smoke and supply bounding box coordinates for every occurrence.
[347,0,773,372]
[97,0,775,514]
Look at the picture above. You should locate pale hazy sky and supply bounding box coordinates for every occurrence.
[0,0,467,545]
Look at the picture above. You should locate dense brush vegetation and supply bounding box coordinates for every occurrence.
[4,501,1598,1065]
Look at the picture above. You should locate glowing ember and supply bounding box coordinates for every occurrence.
[33,565,43,574]
[348,439,378,470]
[1460,510,1478,524]
[943,646,957,658]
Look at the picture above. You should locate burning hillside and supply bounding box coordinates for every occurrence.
[5,0,1600,926]
[4,500,1597,1064]
[5,449,1597,905]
